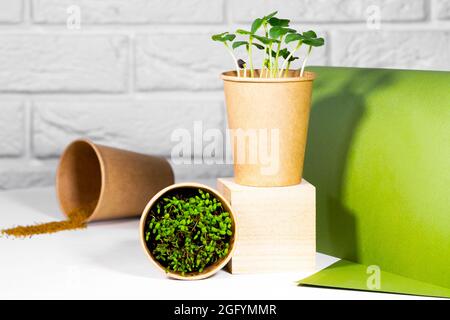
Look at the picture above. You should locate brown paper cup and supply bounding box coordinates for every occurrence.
[139,182,237,280]
[56,139,174,222]
[222,70,315,187]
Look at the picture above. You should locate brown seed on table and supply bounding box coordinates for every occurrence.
[1,203,96,238]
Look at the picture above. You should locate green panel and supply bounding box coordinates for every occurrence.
[304,67,450,289]
[299,260,450,299]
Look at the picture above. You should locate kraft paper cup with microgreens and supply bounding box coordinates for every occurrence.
[222,70,315,187]
[56,139,174,222]
[139,182,237,280]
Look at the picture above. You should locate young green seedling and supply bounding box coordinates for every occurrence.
[278,48,299,77]
[279,32,304,77]
[269,25,296,76]
[232,41,263,77]
[299,31,325,77]
[259,11,278,77]
[212,12,325,78]
[237,59,247,77]
[268,16,293,76]
[234,29,253,76]
[263,47,293,78]
[248,17,265,77]
[253,34,280,77]
[235,17,267,78]
[212,32,240,77]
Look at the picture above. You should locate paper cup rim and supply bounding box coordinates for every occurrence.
[56,139,106,223]
[139,182,237,280]
[221,70,316,83]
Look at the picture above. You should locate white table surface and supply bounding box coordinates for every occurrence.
[0,184,430,300]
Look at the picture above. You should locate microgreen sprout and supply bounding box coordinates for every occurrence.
[212,32,240,77]
[212,12,325,78]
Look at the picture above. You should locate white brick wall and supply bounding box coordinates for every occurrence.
[0,101,24,156]
[231,0,427,22]
[0,0,23,23]
[436,0,450,19]
[135,33,229,91]
[0,0,449,189]
[0,35,129,92]
[32,99,225,157]
[32,0,224,24]
[332,31,450,69]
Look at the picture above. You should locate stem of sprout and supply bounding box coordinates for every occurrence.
[300,46,312,77]
[224,42,240,77]
[284,61,291,77]
[274,36,284,77]
[248,36,255,77]
[268,42,274,77]
[261,24,269,74]
[279,41,302,77]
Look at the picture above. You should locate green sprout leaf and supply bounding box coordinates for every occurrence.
[233,41,264,50]
[253,34,280,45]
[268,17,290,27]
[263,11,278,21]
[225,34,236,42]
[211,32,236,42]
[236,29,252,35]
[302,30,318,39]
[278,48,289,58]
[252,42,265,50]
[211,32,227,41]
[279,48,298,62]
[303,37,325,47]
[269,26,296,39]
[251,18,264,34]
[232,41,248,49]
[285,33,304,44]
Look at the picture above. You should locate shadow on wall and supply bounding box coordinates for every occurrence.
[304,67,394,261]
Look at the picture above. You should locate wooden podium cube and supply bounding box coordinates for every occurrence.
[217,178,316,274]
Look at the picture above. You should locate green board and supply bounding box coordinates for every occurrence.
[302,67,450,296]
[300,260,450,298]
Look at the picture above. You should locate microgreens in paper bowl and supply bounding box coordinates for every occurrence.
[140,183,237,280]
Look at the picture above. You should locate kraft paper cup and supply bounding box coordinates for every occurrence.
[56,139,174,222]
[222,70,315,187]
[139,182,237,280]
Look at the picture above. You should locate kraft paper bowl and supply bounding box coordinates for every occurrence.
[56,139,174,222]
[139,182,237,280]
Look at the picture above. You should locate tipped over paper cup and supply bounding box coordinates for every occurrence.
[57,139,174,222]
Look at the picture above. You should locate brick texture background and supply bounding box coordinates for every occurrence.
[0,0,449,189]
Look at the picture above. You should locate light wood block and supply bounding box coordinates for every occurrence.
[217,178,316,274]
